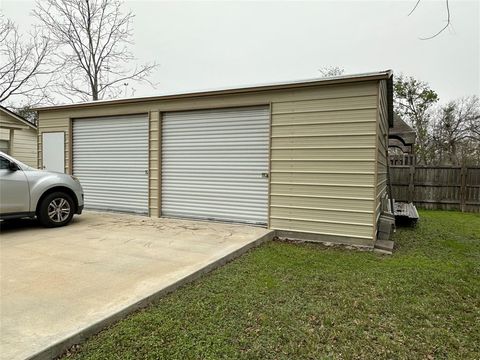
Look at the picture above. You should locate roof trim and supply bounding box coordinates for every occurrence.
[0,105,37,129]
[386,74,394,127]
[34,70,393,112]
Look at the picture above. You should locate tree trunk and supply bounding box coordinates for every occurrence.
[91,77,98,101]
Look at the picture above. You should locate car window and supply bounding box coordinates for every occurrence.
[0,156,10,170]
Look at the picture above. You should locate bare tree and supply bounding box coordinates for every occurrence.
[319,66,345,77]
[0,15,53,105]
[34,0,157,101]
[465,96,480,141]
[431,96,480,165]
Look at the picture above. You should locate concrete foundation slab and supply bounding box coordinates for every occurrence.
[0,212,273,360]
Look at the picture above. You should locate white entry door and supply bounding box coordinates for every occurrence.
[162,106,270,225]
[73,115,149,214]
[42,132,65,172]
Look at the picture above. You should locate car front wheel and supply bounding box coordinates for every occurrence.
[37,192,75,227]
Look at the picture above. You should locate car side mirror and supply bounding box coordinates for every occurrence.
[8,161,19,171]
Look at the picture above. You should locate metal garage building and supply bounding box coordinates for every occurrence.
[35,71,393,247]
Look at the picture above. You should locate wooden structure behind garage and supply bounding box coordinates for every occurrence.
[35,71,394,248]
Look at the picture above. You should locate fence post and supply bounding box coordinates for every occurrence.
[460,166,467,212]
[408,162,415,203]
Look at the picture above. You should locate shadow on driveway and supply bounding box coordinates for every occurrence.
[0,216,88,234]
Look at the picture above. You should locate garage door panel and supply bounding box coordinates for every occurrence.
[163,193,267,205]
[162,139,267,146]
[73,162,148,168]
[164,150,268,157]
[73,115,148,214]
[164,207,264,223]
[78,182,148,190]
[163,122,268,130]
[162,106,269,225]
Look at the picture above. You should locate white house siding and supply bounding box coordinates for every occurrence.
[0,111,37,167]
[10,128,37,167]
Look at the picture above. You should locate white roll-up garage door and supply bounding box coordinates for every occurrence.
[162,106,270,225]
[73,115,149,214]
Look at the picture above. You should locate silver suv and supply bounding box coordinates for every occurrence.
[0,152,84,227]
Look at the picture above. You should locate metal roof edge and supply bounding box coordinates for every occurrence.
[34,70,393,112]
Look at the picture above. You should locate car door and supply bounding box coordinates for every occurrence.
[0,156,30,214]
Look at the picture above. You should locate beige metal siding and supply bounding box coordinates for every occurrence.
[271,195,374,212]
[37,80,381,244]
[270,218,374,238]
[376,80,390,227]
[270,88,378,242]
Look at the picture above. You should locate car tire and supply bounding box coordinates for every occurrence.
[37,192,75,227]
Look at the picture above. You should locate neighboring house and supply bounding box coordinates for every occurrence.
[389,114,416,154]
[0,105,38,167]
[388,114,416,166]
[35,70,393,247]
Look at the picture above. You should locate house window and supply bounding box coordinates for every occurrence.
[0,140,9,154]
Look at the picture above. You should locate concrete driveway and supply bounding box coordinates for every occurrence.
[0,212,273,360]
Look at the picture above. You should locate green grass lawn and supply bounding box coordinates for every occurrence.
[65,210,480,359]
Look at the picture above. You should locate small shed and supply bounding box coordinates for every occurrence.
[35,70,394,247]
[0,105,38,167]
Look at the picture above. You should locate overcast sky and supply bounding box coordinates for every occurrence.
[2,0,479,103]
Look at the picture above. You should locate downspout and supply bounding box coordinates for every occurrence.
[387,157,395,214]
[386,73,395,214]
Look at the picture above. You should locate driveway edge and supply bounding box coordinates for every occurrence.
[27,229,275,360]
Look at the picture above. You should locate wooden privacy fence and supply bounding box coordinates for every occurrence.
[389,165,480,212]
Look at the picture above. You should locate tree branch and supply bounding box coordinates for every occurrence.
[420,0,451,40]
[408,0,452,40]
[33,0,158,102]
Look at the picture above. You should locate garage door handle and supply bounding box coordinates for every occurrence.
[261,172,269,178]
[144,170,149,175]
